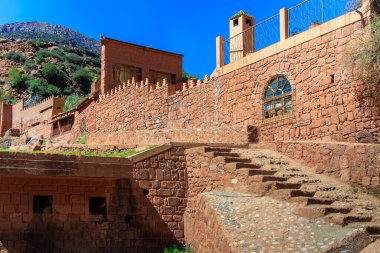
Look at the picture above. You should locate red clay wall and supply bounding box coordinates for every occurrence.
[0,103,12,136]
[87,19,378,146]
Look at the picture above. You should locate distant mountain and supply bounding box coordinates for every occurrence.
[0,22,100,53]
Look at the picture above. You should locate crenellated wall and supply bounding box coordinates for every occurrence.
[84,9,379,146]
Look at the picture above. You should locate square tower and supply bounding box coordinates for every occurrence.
[229,10,255,62]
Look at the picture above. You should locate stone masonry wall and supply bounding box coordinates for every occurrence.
[257,141,380,190]
[87,18,379,146]
[0,147,190,252]
[132,146,188,241]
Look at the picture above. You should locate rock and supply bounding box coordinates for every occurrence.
[355,130,379,144]
[0,241,8,253]
[31,144,42,151]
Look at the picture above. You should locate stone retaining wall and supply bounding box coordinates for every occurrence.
[256,141,380,189]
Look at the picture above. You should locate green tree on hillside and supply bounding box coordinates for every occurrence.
[8,68,29,92]
[40,63,68,89]
[72,68,93,94]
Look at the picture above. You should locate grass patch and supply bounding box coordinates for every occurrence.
[0,145,158,158]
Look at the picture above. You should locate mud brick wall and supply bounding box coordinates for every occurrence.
[88,19,380,145]
[260,141,380,190]
[132,146,188,241]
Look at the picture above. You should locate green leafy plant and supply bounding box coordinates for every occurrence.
[162,245,191,253]
[63,94,87,112]
[72,68,93,94]
[2,51,27,63]
[28,78,60,98]
[40,63,68,89]
[8,68,30,92]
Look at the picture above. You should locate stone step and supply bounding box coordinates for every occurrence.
[348,222,380,235]
[327,214,373,226]
[225,162,262,171]
[205,147,232,153]
[248,170,278,176]
[269,189,316,200]
[213,152,240,157]
[225,157,252,163]
[289,197,335,206]
[249,175,287,182]
[295,205,351,218]
[274,182,302,190]
[269,160,289,165]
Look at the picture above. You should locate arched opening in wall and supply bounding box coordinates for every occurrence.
[263,76,293,119]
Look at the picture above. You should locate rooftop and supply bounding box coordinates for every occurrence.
[230,10,253,20]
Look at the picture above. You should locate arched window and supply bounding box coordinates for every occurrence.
[263,76,293,119]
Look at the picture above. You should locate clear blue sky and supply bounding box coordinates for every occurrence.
[0,0,305,77]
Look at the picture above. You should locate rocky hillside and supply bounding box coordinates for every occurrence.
[0,38,100,106]
[0,22,100,53]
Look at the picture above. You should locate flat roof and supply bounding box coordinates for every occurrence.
[102,37,183,57]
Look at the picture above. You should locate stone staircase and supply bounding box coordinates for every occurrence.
[203,146,380,241]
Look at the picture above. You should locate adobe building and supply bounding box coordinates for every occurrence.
[100,37,183,94]
[2,1,380,252]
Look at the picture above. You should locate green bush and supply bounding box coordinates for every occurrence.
[63,94,87,112]
[29,39,47,47]
[36,48,64,61]
[72,68,93,94]
[35,55,45,64]
[0,87,14,104]
[40,63,68,89]
[28,78,60,98]
[3,51,27,63]
[8,68,29,92]
[162,245,191,253]
[64,53,83,65]
[23,59,37,73]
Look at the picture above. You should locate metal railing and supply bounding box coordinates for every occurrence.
[223,0,352,65]
[289,0,349,37]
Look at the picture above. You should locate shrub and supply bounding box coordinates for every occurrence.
[0,87,14,104]
[64,53,83,65]
[23,59,37,73]
[162,245,191,253]
[8,68,29,92]
[343,14,380,97]
[63,94,87,112]
[3,51,27,63]
[36,48,64,61]
[29,39,46,47]
[72,68,93,94]
[35,55,45,64]
[40,63,68,89]
[28,78,60,98]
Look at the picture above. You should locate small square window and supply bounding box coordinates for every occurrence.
[89,197,107,216]
[233,19,239,27]
[246,18,252,26]
[33,195,53,214]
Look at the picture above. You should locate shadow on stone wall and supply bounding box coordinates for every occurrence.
[17,178,178,253]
